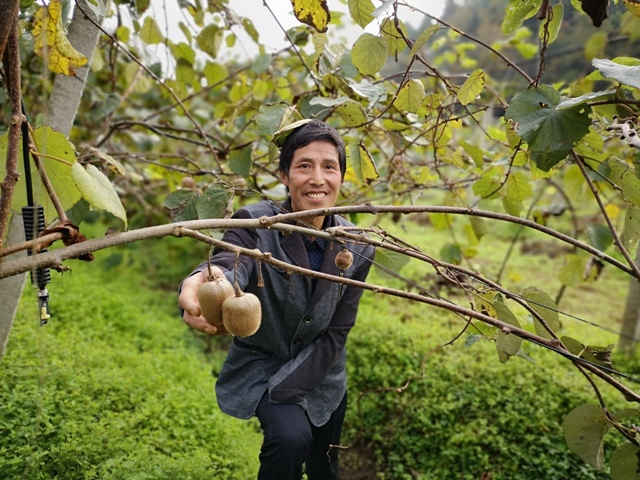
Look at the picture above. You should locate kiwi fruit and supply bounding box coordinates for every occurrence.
[335,248,353,270]
[181,176,196,189]
[222,291,262,338]
[198,275,234,325]
[230,176,247,196]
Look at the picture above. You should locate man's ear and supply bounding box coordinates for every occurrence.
[279,170,289,186]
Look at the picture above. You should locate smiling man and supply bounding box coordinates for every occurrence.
[178,119,375,480]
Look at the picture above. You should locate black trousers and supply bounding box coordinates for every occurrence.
[255,391,347,480]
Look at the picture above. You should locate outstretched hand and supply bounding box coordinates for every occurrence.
[178,268,230,336]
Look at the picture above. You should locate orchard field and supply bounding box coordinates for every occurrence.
[4,0,640,478]
[1,215,636,479]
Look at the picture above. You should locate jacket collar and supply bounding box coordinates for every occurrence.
[276,198,342,287]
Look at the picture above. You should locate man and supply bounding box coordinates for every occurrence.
[178,119,375,479]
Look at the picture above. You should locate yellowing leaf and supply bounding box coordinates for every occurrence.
[139,16,163,45]
[347,141,379,185]
[409,25,439,58]
[32,0,88,75]
[71,163,128,229]
[335,99,368,126]
[351,33,388,75]
[623,0,640,16]
[348,0,375,28]
[456,69,486,106]
[394,79,425,113]
[291,0,330,33]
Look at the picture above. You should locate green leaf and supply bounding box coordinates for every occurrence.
[195,184,228,220]
[394,79,425,113]
[255,104,292,138]
[460,141,485,168]
[0,127,82,221]
[469,216,488,240]
[271,117,312,148]
[494,301,523,363]
[505,171,533,202]
[621,207,640,252]
[409,25,439,58]
[197,24,223,59]
[472,175,502,199]
[607,157,640,206]
[310,96,349,107]
[242,17,259,42]
[559,254,585,287]
[502,0,542,34]
[502,195,523,217]
[593,58,640,89]
[373,248,410,278]
[521,287,560,339]
[336,99,369,126]
[456,69,485,106]
[505,85,592,171]
[347,141,379,185]
[610,443,640,480]
[557,89,616,109]
[71,163,127,228]
[539,4,563,44]
[162,190,192,209]
[139,16,163,45]
[561,336,586,356]
[586,223,614,251]
[562,404,610,469]
[351,33,388,76]
[440,243,462,265]
[348,0,375,28]
[229,147,253,178]
[204,62,229,87]
[530,150,568,172]
[169,42,195,65]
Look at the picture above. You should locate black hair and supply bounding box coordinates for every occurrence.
[278,119,346,180]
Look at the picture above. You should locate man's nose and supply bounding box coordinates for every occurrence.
[310,166,325,184]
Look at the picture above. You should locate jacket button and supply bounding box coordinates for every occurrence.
[293,338,300,344]
[303,316,312,324]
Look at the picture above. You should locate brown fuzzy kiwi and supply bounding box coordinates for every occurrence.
[181,176,196,189]
[230,176,247,196]
[222,290,262,338]
[335,248,353,270]
[198,275,234,325]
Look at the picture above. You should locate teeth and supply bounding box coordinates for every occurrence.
[307,193,326,199]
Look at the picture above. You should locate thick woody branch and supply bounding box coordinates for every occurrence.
[0,0,18,61]
[0,205,635,278]
[0,18,21,247]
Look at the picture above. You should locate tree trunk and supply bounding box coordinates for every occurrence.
[0,214,27,358]
[1,0,105,360]
[45,0,106,136]
[618,247,640,353]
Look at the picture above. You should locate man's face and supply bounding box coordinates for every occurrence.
[279,140,343,220]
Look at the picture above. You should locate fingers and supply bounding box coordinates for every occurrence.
[179,268,231,337]
[182,310,225,336]
[178,270,208,317]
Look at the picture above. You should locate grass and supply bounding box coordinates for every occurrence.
[1,212,637,479]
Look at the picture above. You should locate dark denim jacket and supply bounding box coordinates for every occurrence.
[195,199,375,426]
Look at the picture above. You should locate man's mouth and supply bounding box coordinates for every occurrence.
[306,192,327,199]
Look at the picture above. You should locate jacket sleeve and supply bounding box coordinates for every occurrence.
[178,208,257,301]
[268,245,375,405]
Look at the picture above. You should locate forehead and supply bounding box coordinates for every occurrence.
[291,141,339,163]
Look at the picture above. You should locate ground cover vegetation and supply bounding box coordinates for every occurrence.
[0,218,635,479]
[4,0,640,477]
